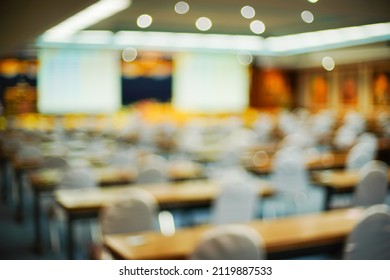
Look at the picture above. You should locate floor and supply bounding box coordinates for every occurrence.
[0,187,62,260]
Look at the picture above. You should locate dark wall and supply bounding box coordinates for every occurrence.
[121,76,172,105]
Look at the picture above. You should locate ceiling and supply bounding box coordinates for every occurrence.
[1,0,390,58]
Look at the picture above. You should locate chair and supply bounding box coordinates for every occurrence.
[67,158,93,170]
[14,145,42,163]
[190,224,265,260]
[356,132,378,150]
[100,188,159,234]
[343,111,366,135]
[136,167,168,184]
[332,138,379,207]
[108,153,133,167]
[333,125,358,151]
[309,110,335,140]
[49,167,98,254]
[94,187,163,259]
[58,168,97,190]
[278,111,299,136]
[42,142,69,157]
[280,130,316,150]
[346,142,377,171]
[344,204,390,260]
[223,128,258,153]
[41,156,69,169]
[136,153,167,171]
[210,168,259,225]
[252,113,274,143]
[270,146,310,216]
[352,160,388,207]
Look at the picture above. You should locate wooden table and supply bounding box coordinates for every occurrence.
[54,179,276,259]
[311,169,390,210]
[24,159,206,255]
[244,152,348,175]
[104,207,364,260]
[29,166,138,254]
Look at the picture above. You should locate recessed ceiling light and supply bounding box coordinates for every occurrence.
[196,17,212,31]
[241,6,255,19]
[174,1,189,14]
[237,51,253,65]
[301,10,314,23]
[122,47,137,62]
[322,56,335,71]
[250,20,265,34]
[137,14,153,28]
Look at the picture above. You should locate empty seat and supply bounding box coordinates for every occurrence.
[352,160,388,207]
[190,224,264,260]
[344,204,390,260]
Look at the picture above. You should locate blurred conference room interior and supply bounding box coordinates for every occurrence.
[0,0,390,260]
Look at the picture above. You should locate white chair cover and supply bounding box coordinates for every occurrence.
[211,169,258,225]
[101,188,159,234]
[136,167,167,184]
[353,161,388,207]
[190,224,264,260]
[346,142,377,170]
[41,156,69,169]
[59,168,97,189]
[344,204,390,260]
[271,146,310,215]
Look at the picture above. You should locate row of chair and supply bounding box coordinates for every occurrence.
[190,204,390,260]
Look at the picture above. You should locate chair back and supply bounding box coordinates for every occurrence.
[211,172,258,225]
[136,167,167,184]
[101,188,159,235]
[353,161,388,207]
[59,168,97,189]
[346,142,376,170]
[190,225,264,260]
[15,145,42,161]
[41,156,69,169]
[272,146,309,194]
[344,204,390,260]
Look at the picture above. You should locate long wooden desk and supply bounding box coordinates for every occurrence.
[29,166,138,254]
[104,207,364,260]
[16,156,204,216]
[244,152,348,175]
[54,179,276,259]
[311,169,390,210]
[28,161,205,255]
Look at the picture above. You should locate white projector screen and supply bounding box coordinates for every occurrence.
[172,52,250,113]
[38,47,121,114]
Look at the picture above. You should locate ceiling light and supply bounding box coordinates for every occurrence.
[72,30,113,44]
[122,47,138,62]
[196,17,212,31]
[114,31,265,53]
[322,56,335,71]
[301,10,314,23]
[265,22,390,54]
[39,22,390,56]
[250,20,265,34]
[308,0,319,3]
[137,14,153,28]
[174,1,190,14]
[241,6,255,19]
[43,0,131,40]
[237,51,253,65]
